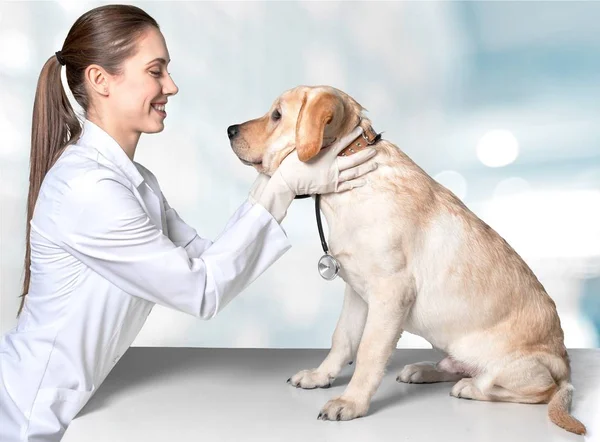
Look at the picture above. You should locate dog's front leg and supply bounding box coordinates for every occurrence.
[288,284,367,389]
[318,277,415,421]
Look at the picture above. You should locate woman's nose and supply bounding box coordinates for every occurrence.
[164,75,179,96]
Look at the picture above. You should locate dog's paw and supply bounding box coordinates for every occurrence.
[396,362,439,383]
[287,369,334,389]
[317,396,368,421]
[450,378,477,400]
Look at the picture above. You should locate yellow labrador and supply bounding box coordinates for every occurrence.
[227,85,585,434]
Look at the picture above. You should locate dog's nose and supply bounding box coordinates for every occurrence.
[227,124,240,140]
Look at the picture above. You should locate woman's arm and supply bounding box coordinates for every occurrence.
[52,169,291,319]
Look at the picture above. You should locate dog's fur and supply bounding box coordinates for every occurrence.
[228,85,586,434]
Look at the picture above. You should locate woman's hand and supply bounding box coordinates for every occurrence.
[275,126,377,195]
[253,125,379,223]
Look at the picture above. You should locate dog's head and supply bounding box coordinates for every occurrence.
[227,85,365,175]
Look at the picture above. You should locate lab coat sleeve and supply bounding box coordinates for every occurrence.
[52,171,291,319]
[162,194,213,258]
[163,195,254,259]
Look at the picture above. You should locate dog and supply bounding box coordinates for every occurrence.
[227,85,586,434]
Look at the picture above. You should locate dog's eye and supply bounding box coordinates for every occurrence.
[271,109,282,121]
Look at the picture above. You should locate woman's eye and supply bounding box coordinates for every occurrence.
[272,109,281,121]
[149,70,161,77]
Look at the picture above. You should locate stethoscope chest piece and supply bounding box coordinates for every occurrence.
[318,253,340,280]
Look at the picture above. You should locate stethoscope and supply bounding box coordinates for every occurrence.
[295,194,341,280]
[314,194,341,280]
[294,123,381,280]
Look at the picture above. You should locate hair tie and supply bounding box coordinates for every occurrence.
[55,51,66,66]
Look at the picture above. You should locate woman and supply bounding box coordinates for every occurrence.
[0,5,377,441]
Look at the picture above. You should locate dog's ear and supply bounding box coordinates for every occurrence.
[295,91,344,162]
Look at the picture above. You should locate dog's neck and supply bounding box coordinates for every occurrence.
[338,124,381,157]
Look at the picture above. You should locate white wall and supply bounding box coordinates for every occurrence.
[1,1,598,348]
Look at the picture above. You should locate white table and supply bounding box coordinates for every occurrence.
[63,348,600,442]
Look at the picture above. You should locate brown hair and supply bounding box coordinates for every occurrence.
[18,5,159,315]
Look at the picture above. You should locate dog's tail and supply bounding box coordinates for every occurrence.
[547,381,586,435]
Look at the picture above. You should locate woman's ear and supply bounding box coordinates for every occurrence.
[85,64,110,97]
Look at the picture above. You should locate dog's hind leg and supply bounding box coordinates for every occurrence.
[450,355,586,434]
[396,356,469,384]
[450,356,556,403]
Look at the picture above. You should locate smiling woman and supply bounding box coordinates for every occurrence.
[0,4,378,441]
[85,27,179,158]
[20,5,173,316]
[105,30,178,147]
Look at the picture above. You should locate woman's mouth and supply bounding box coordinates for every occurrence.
[151,103,167,118]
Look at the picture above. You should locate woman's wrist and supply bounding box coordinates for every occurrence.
[255,172,295,223]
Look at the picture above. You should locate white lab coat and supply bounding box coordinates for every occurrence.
[0,120,291,441]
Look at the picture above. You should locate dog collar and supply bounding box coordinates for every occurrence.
[338,124,381,157]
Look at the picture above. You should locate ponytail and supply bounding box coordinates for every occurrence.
[18,55,81,316]
[17,4,159,316]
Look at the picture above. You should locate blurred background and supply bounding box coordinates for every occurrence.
[1,1,599,349]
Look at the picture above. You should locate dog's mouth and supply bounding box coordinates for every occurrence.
[240,158,262,167]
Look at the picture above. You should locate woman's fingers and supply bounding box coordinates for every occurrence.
[336,178,367,192]
[338,160,378,182]
[337,148,377,171]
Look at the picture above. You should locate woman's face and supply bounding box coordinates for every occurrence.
[108,27,179,135]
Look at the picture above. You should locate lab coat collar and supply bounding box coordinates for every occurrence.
[79,119,145,188]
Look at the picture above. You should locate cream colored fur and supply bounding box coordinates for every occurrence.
[228,85,585,434]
